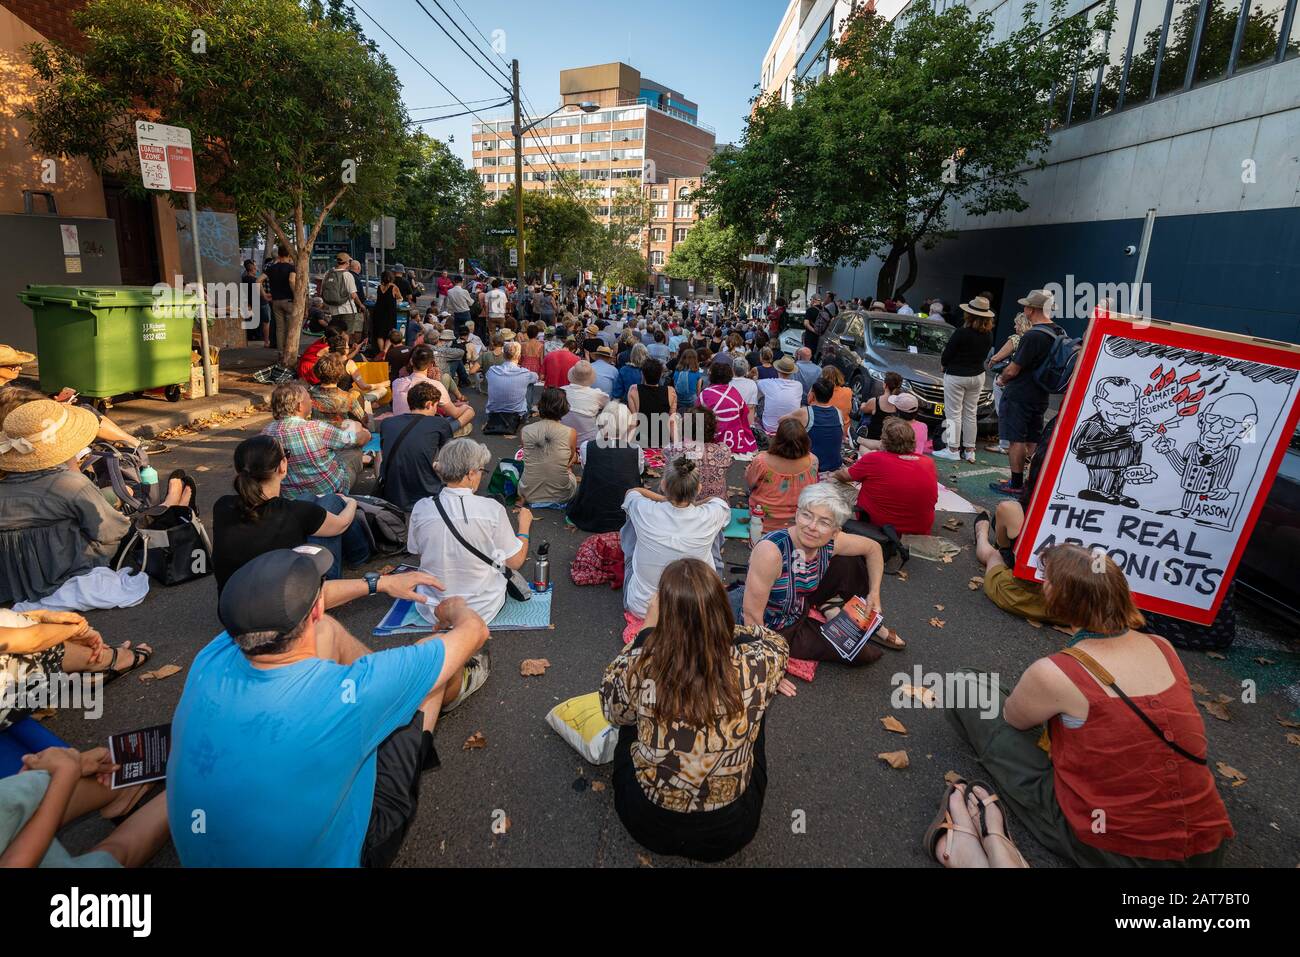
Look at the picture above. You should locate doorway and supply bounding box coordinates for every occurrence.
[103,182,160,286]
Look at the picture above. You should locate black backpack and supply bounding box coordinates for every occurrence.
[80,442,158,516]
[350,494,409,556]
[113,504,213,586]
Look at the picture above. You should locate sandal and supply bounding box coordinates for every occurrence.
[869,626,906,650]
[923,779,978,863]
[106,780,162,825]
[99,642,153,687]
[967,780,1031,868]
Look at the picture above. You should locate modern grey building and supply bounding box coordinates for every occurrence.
[770,0,1300,343]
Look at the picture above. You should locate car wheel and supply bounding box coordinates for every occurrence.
[851,372,868,408]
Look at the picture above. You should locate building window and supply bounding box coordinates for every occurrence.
[674,226,688,242]
[796,13,834,83]
[650,227,667,241]
[1123,0,1169,106]
[653,203,668,218]
[674,203,692,218]
[1228,0,1288,73]
[650,251,664,266]
[677,186,691,199]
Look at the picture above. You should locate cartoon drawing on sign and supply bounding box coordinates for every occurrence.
[1152,393,1257,526]
[1068,377,1158,507]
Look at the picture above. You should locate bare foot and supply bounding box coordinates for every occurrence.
[967,784,1029,868]
[934,786,989,868]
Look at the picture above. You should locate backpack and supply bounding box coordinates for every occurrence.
[79,442,157,516]
[486,458,524,506]
[113,504,213,586]
[320,269,351,306]
[1030,326,1081,394]
[350,494,409,556]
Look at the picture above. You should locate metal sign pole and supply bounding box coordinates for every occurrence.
[187,192,214,397]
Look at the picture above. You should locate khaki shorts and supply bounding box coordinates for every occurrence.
[984,563,1053,622]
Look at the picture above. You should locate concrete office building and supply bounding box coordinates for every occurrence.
[755,0,1300,343]
[471,62,715,220]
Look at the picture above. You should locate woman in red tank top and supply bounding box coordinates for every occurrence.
[946,543,1233,867]
[519,323,545,376]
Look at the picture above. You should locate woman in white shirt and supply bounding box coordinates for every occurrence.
[620,456,731,619]
[409,438,533,624]
[562,360,609,447]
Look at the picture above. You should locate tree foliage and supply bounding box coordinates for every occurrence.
[663,216,751,292]
[485,186,594,280]
[390,132,486,270]
[22,0,408,361]
[697,0,1105,300]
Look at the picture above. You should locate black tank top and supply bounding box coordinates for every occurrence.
[565,442,641,533]
[636,383,671,448]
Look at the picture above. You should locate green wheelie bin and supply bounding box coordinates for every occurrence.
[18,285,201,403]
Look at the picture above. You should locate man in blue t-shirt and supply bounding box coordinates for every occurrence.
[167,546,489,867]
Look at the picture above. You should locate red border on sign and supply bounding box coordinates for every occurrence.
[1013,316,1300,625]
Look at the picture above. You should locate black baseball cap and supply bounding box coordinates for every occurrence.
[218,546,333,645]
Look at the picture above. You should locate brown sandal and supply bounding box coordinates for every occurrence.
[923,779,978,863]
[869,626,906,651]
[967,781,1030,868]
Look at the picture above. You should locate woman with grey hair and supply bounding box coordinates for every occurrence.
[613,343,648,401]
[734,481,904,665]
[567,402,645,533]
[408,437,533,626]
[729,356,759,436]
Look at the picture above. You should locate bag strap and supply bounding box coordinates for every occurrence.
[100,449,152,512]
[432,490,508,579]
[377,416,423,496]
[1058,647,1207,766]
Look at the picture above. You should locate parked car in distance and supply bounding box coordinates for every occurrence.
[814,309,997,432]
[1237,427,1300,624]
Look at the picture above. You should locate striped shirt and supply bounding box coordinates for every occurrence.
[762,528,834,630]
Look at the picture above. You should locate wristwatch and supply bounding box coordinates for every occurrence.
[364,572,381,596]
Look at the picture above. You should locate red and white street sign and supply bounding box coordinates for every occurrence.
[135,120,195,192]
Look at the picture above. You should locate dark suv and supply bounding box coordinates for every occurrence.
[1237,427,1300,623]
[817,310,998,432]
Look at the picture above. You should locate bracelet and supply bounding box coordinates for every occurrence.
[516,532,530,540]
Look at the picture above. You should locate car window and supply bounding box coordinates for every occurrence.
[869,319,951,355]
[840,314,864,344]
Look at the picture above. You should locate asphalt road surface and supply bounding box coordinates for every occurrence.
[48,391,1300,868]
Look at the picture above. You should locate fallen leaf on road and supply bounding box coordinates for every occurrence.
[929,617,946,628]
[877,750,910,769]
[1215,762,1247,787]
[1286,733,1300,747]
[1215,693,1233,705]
[31,709,56,721]
[463,731,487,750]
[194,465,210,472]
[1027,619,1043,629]
[934,603,945,611]
[940,553,954,564]
[967,576,984,590]
[1206,651,1226,660]
[942,517,963,531]
[1254,657,1275,666]
[1199,700,1230,722]
[900,684,936,707]
[139,664,182,683]
[896,570,909,582]
[944,770,964,786]
[637,853,653,867]
[519,658,551,677]
[880,715,908,734]
[1278,716,1300,729]
[590,781,607,792]
[1190,682,1209,695]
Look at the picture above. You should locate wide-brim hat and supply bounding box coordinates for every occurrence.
[0,345,35,367]
[594,345,614,358]
[0,399,99,472]
[960,296,995,319]
[1017,289,1053,310]
[500,330,517,341]
[774,356,797,375]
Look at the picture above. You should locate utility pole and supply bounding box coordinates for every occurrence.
[512,58,526,287]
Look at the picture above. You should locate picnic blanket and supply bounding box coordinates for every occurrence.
[375,589,553,636]
[724,507,752,540]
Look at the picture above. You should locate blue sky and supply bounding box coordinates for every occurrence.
[349,0,788,166]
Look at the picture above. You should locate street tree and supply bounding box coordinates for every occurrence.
[697,0,1105,301]
[568,183,652,291]
[486,187,593,282]
[663,216,752,294]
[21,0,408,362]
[391,132,486,272]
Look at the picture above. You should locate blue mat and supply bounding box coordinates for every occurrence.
[362,433,382,454]
[375,588,553,636]
[724,507,753,540]
[0,717,70,778]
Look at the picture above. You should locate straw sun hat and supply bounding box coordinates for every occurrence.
[0,399,99,472]
[0,345,36,367]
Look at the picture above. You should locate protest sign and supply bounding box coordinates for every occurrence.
[1015,314,1300,624]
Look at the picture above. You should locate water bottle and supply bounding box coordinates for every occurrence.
[139,465,158,506]
[532,541,550,592]
[750,505,765,546]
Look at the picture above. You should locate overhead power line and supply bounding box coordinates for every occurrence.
[410,0,511,93]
